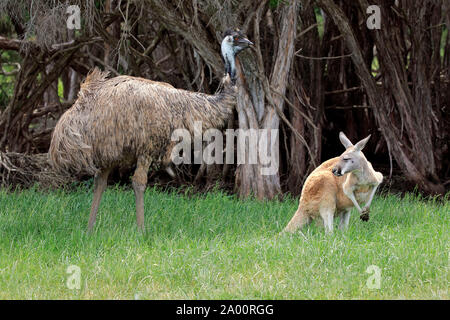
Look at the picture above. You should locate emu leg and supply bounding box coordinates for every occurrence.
[87,168,111,232]
[132,157,150,231]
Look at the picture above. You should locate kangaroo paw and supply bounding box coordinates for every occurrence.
[360,208,370,221]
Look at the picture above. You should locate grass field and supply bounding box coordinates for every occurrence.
[0,185,448,299]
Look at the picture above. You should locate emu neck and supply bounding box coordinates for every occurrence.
[226,57,236,80]
[203,84,236,125]
[221,43,236,80]
[183,82,236,134]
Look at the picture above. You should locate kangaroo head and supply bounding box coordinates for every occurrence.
[332,132,371,177]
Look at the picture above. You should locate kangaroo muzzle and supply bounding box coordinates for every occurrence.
[332,167,342,176]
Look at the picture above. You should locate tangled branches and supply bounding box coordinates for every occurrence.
[0,151,73,189]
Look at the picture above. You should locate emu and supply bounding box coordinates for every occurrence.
[49,30,253,232]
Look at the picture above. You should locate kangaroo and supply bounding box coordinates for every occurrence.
[283,132,383,234]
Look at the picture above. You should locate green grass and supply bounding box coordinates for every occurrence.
[0,186,448,299]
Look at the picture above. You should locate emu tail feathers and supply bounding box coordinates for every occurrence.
[49,68,109,176]
[49,109,98,176]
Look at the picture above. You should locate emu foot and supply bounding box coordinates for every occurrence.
[360,208,370,221]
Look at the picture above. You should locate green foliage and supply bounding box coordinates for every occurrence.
[314,6,325,39]
[371,56,380,77]
[58,78,64,99]
[269,0,281,9]
[0,187,448,299]
[0,13,12,35]
[0,51,19,109]
[269,0,293,9]
[441,25,447,63]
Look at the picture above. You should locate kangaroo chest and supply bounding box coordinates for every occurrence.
[354,185,371,203]
[337,184,373,209]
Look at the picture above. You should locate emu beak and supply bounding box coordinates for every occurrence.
[238,38,253,47]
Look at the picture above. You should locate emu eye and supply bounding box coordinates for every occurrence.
[234,37,239,41]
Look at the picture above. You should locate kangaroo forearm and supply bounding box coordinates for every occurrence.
[345,191,363,212]
[364,185,379,209]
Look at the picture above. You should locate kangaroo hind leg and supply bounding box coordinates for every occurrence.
[339,209,351,231]
[319,203,336,234]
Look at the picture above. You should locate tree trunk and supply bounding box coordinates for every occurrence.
[235,0,299,199]
[317,0,446,195]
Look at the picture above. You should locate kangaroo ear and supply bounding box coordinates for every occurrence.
[339,132,353,149]
[354,134,371,151]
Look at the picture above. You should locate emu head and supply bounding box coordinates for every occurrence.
[332,132,371,177]
[221,29,253,85]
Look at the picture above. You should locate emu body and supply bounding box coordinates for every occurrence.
[49,30,252,231]
[284,132,383,234]
[50,70,236,176]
